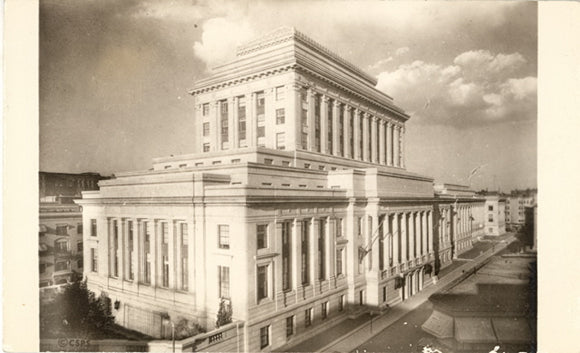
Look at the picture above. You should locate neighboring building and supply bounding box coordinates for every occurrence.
[479,192,506,236]
[434,184,485,262]
[76,27,483,351]
[505,189,537,232]
[39,172,108,290]
[524,204,537,251]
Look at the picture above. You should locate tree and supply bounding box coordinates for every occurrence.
[215,299,232,328]
[40,278,115,338]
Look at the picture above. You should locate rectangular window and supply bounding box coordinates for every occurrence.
[276,86,285,101]
[144,222,151,284]
[238,96,246,143]
[336,248,343,276]
[488,205,494,211]
[203,122,210,136]
[336,218,343,237]
[181,223,188,290]
[218,225,230,249]
[202,103,209,116]
[257,224,268,250]
[161,222,169,287]
[276,108,285,124]
[113,220,119,277]
[256,91,265,146]
[91,248,98,272]
[77,223,83,234]
[314,94,321,152]
[257,265,268,301]
[56,225,68,236]
[301,220,310,285]
[357,217,363,237]
[260,326,270,349]
[77,241,83,252]
[305,308,312,327]
[39,263,46,274]
[218,265,230,299]
[488,215,494,222]
[55,240,68,251]
[338,295,345,311]
[55,261,68,272]
[383,286,387,302]
[203,143,210,152]
[264,158,273,165]
[90,219,97,237]
[282,221,292,291]
[276,132,286,150]
[321,302,328,320]
[286,316,294,338]
[220,100,229,148]
[318,218,326,280]
[127,221,133,280]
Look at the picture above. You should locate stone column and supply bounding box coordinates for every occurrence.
[343,105,351,159]
[393,125,400,167]
[353,108,361,160]
[427,211,433,255]
[382,214,390,269]
[309,219,319,292]
[386,122,393,166]
[400,126,406,168]
[422,211,428,257]
[371,116,378,163]
[321,95,329,154]
[400,213,408,263]
[149,220,157,287]
[117,219,124,280]
[332,100,340,156]
[132,219,139,282]
[307,88,316,151]
[370,215,380,273]
[291,219,301,291]
[392,214,399,266]
[175,222,183,290]
[362,113,370,162]
[379,119,386,165]
[408,212,415,260]
[168,220,176,289]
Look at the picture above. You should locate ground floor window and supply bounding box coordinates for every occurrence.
[321,302,328,320]
[305,308,313,327]
[260,325,270,349]
[286,316,294,338]
[338,295,345,311]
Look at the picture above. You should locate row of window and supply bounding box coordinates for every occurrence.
[40,223,83,236]
[259,294,345,349]
[99,220,190,291]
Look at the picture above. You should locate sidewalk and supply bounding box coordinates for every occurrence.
[281,237,514,353]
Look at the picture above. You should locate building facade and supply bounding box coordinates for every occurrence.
[76,28,484,351]
[505,189,537,231]
[482,193,507,236]
[39,172,108,290]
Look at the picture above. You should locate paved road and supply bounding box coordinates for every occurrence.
[351,301,436,353]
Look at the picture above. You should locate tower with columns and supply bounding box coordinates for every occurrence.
[76,28,484,352]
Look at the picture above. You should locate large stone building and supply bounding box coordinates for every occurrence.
[76,28,484,351]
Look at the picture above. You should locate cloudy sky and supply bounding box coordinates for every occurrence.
[40,0,537,191]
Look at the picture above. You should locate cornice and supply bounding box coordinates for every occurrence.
[235,27,377,86]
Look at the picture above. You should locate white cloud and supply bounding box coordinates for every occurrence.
[454,50,526,74]
[193,17,256,68]
[376,50,536,126]
[367,57,393,72]
[395,47,410,56]
[501,77,537,100]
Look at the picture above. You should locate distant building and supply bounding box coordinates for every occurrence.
[505,189,537,232]
[479,192,506,236]
[76,27,484,351]
[39,172,108,290]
